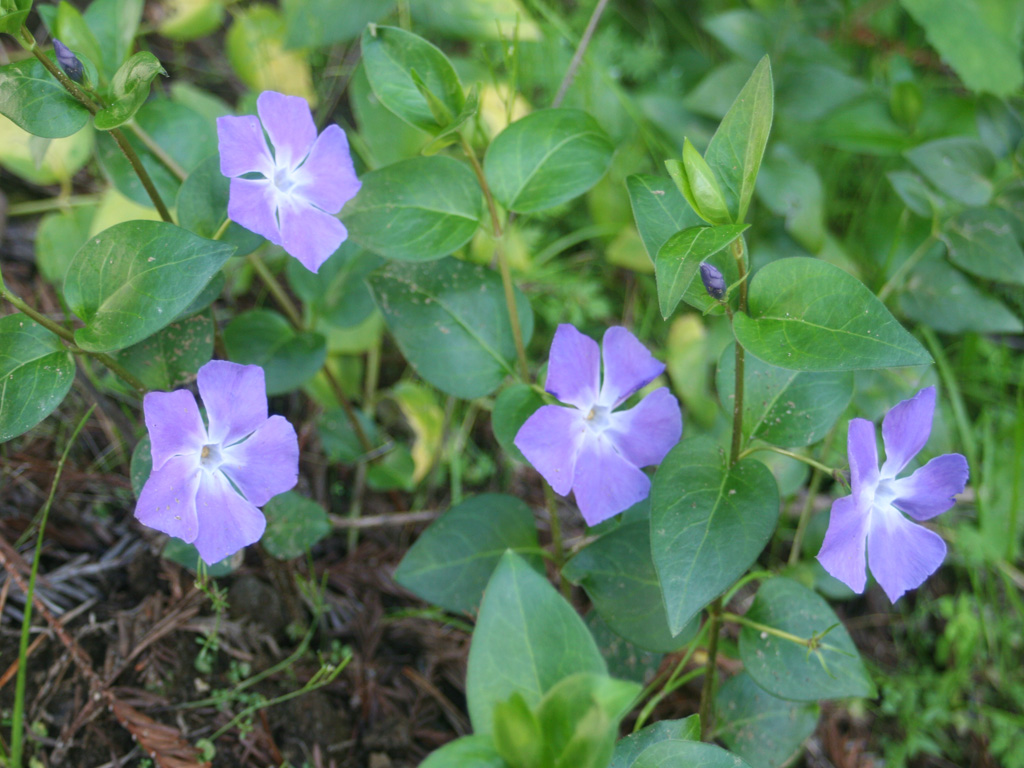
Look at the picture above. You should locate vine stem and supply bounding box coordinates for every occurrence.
[542,482,570,599]
[788,426,839,566]
[127,120,188,182]
[551,0,610,107]
[738,444,838,478]
[698,597,723,740]
[459,137,530,381]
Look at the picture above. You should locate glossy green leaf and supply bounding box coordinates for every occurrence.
[361,24,465,133]
[942,206,1024,285]
[733,258,931,371]
[419,735,506,768]
[715,671,819,768]
[395,494,542,614]
[317,407,380,463]
[367,258,533,399]
[716,342,853,448]
[0,315,75,443]
[0,55,90,138]
[82,0,143,83]
[756,146,825,252]
[492,383,544,463]
[609,718,700,768]
[564,522,699,653]
[223,310,326,395]
[36,205,96,287]
[651,437,780,634]
[0,0,32,34]
[262,491,331,560]
[654,225,747,318]
[283,0,393,47]
[585,613,664,685]
[632,740,754,768]
[739,577,875,701]
[176,154,264,257]
[94,51,167,130]
[484,108,614,213]
[904,136,995,207]
[626,174,703,264]
[887,171,947,218]
[286,241,383,328]
[342,155,481,261]
[64,221,235,352]
[466,551,606,734]
[703,55,773,223]
[111,312,213,391]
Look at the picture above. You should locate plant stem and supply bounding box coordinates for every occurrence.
[729,237,748,467]
[877,232,937,302]
[543,482,570,599]
[552,0,610,107]
[698,597,722,740]
[721,612,815,648]
[788,427,838,566]
[7,194,103,217]
[459,137,530,381]
[633,620,710,732]
[739,444,837,477]
[246,252,304,329]
[128,120,188,181]
[10,406,94,768]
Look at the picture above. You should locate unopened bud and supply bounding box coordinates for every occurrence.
[53,39,84,83]
[699,262,726,300]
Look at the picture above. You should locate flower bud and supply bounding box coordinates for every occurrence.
[666,138,732,226]
[53,39,84,83]
[699,262,726,300]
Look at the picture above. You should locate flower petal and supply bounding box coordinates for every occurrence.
[890,453,969,521]
[227,178,282,244]
[867,504,946,602]
[292,124,361,214]
[514,404,587,496]
[598,326,665,408]
[197,361,269,447]
[604,387,682,468]
[144,389,206,471]
[816,494,869,594]
[544,324,600,410]
[216,114,274,178]
[135,454,202,543]
[880,386,935,478]
[192,470,267,565]
[257,91,317,171]
[571,433,652,526]
[220,415,299,506]
[847,418,879,505]
[277,194,348,273]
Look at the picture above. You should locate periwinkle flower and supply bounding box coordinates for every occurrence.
[135,360,299,564]
[216,91,361,273]
[515,324,682,526]
[817,387,968,602]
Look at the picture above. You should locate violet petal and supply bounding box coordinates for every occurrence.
[867,505,947,602]
[216,114,274,178]
[220,415,299,506]
[880,386,935,478]
[227,178,283,245]
[135,454,202,543]
[544,324,600,410]
[598,326,665,408]
[292,124,361,214]
[191,470,267,565]
[197,361,268,447]
[847,418,879,504]
[571,433,652,526]
[256,91,317,171]
[277,195,349,273]
[603,387,682,468]
[891,453,969,521]
[816,494,869,594]
[514,404,587,496]
[144,389,206,471]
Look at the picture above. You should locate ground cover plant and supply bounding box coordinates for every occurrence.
[0,0,1022,766]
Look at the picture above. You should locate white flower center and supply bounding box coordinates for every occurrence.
[200,443,224,473]
[584,404,612,434]
[272,164,297,195]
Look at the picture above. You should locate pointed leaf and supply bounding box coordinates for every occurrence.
[654,225,747,318]
[609,717,700,768]
[0,55,90,138]
[942,206,1024,285]
[626,174,703,264]
[94,51,167,130]
[0,315,75,442]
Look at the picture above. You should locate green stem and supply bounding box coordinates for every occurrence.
[10,406,95,768]
[7,194,103,217]
[729,237,748,467]
[633,620,710,732]
[543,482,570,599]
[128,120,188,181]
[788,427,838,566]
[107,126,174,222]
[721,612,815,648]
[739,444,837,478]
[212,217,232,241]
[246,252,304,329]
[877,232,938,302]
[698,598,722,740]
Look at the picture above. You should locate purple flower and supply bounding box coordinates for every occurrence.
[514,324,682,526]
[216,91,361,273]
[134,360,299,564]
[817,387,968,602]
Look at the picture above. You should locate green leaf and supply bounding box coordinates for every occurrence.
[703,55,773,223]
[0,55,91,138]
[367,258,533,399]
[317,407,380,463]
[626,174,703,264]
[887,170,948,218]
[64,221,235,352]
[94,51,167,130]
[223,310,327,395]
[111,312,213,391]
[54,1,104,81]
[0,315,75,443]
[176,154,264,257]
[96,98,216,207]
[756,146,825,252]
[342,155,481,261]
[419,735,506,768]
[224,3,314,102]
[466,551,606,735]
[130,434,151,496]
[262,491,331,560]
[36,204,96,287]
[484,108,614,214]
[654,225,747,318]
[585,612,664,685]
[904,136,995,207]
[739,577,875,701]
[942,206,1024,285]
[564,522,699,653]
[408,0,541,41]
[492,383,544,463]
[0,0,32,35]
[283,0,393,48]
[395,493,542,614]
[900,0,1024,97]
[632,740,754,768]
[361,24,465,133]
[287,242,383,329]
[82,0,143,83]
[609,718,700,768]
[666,138,732,225]
[366,443,415,491]
[651,437,779,635]
[715,671,819,768]
[493,693,545,768]
[716,342,853,448]
[733,257,931,371]
[158,0,224,40]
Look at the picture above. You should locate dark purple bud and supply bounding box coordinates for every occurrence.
[699,262,726,300]
[53,39,84,83]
